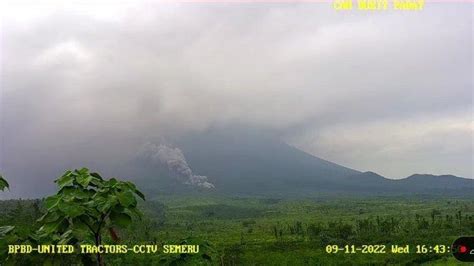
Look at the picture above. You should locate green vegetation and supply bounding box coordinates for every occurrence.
[1,191,473,265]
[0,175,14,246]
[0,168,145,266]
[140,196,473,265]
[0,174,9,191]
[37,168,145,265]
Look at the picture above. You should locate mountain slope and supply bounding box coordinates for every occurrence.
[130,128,473,197]
[176,128,360,195]
[394,174,473,193]
[342,171,473,196]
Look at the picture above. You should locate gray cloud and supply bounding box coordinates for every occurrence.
[0,1,472,197]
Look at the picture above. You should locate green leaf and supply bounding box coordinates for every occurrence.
[134,189,146,201]
[117,191,136,207]
[76,173,92,188]
[73,216,92,229]
[124,181,137,189]
[56,173,74,189]
[37,211,61,223]
[0,175,9,191]
[95,195,117,213]
[90,172,103,180]
[77,168,89,174]
[58,200,85,218]
[123,181,145,200]
[72,226,93,243]
[44,195,61,210]
[38,219,64,235]
[0,226,15,237]
[126,207,143,220]
[90,177,104,188]
[105,178,118,188]
[112,204,125,213]
[60,187,93,200]
[95,187,111,196]
[73,215,98,238]
[58,229,73,245]
[109,212,132,227]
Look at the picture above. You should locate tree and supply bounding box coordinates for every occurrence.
[35,168,145,266]
[430,209,441,224]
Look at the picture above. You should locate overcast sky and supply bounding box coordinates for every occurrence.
[0,1,472,196]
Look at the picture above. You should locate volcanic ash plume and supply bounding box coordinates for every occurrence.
[141,143,215,189]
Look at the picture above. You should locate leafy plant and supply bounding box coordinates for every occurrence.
[0,175,15,264]
[36,168,145,265]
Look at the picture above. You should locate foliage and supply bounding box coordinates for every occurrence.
[0,226,14,238]
[32,168,145,264]
[1,188,474,265]
[0,174,13,255]
[152,196,474,265]
[0,174,9,191]
[0,175,17,264]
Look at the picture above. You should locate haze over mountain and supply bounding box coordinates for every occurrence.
[130,128,473,198]
[0,126,471,199]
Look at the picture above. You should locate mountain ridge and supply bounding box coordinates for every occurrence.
[130,128,473,197]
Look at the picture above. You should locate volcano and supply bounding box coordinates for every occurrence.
[129,127,473,197]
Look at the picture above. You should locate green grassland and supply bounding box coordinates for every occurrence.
[1,196,473,265]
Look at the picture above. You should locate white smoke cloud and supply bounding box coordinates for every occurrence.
[140,143,215,189]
